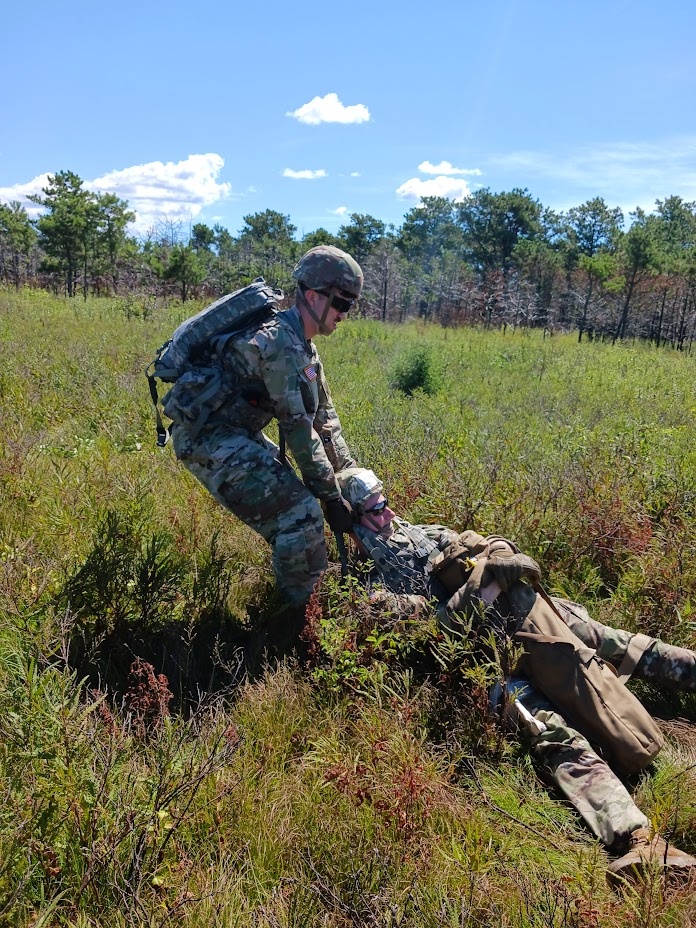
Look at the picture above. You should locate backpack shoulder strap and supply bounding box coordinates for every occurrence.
[145,353,171,447]
[394,520,439,559]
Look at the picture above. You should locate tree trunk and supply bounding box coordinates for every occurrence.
[612,269,637,343]
[654,288,668,348]
[381,258,389,322]
[578,274,594,343]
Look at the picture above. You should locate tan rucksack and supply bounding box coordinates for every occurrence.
[511,585,664,775]
[432,532,664,775]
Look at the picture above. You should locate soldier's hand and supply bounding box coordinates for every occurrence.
[486,541,541,592]
[324,497,354,534]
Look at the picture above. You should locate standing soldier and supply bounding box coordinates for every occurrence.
[168,246,362,606]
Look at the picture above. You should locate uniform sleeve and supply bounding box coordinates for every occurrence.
[369,589,430,615]
[418,525,460,550]
[312,355,356,473]
[255,325,341,501]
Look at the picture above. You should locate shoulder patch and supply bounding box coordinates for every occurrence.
[303,364,317,381]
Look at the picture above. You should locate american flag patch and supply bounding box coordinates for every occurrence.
[303,364,317,381]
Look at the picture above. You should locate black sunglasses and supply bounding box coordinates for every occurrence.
[317,288,357,313]
[365,498,388,515]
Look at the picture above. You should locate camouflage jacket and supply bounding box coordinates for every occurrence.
[171,306,355,501]
[353,519,458,608]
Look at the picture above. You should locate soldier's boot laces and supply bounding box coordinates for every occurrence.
[607,826,696,887]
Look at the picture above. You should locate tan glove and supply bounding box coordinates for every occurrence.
[485,538,541,592]
[456,530,490,557]
[444,557,490,617]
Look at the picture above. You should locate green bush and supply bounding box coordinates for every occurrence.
[389,345,442,395]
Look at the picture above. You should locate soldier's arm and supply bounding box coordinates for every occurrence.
[420,525,460,549]
[313,358,356,472]
[369,589,429,615]
[256,328,341,500]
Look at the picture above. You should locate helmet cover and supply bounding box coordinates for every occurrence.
[292,245,364,298]
[337,467,384,509]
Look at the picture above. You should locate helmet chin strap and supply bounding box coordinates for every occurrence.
[299,286,334,335]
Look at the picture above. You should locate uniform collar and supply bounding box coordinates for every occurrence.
[286,304,310,346]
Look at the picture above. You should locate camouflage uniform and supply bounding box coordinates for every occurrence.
[353,519,695,847]
[171,304,355,604]
[509,679,649,844]
[352,519,457,605]
[553,598,696,693]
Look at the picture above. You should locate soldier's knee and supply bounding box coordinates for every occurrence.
[638,640,696,691]
[275,509,327,566]
[272,506,328,603]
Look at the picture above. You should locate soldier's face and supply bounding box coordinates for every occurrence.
[358,493,396,537]
[300,288,348,337]
[318,294,348,335]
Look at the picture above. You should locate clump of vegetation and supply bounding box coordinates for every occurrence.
[389,344,442,395]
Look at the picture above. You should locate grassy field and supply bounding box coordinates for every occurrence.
[1,288,696,926]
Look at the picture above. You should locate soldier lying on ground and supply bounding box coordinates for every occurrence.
[336,467,696,886]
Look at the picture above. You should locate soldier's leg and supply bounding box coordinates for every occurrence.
[269,506,327,605]
[632,640,696,691]
[553,599,696,692]
[552,599,633,661]
[514,683,648,847]
[173,427,327,605]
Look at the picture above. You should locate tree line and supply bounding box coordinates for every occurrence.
[2,169,696,347]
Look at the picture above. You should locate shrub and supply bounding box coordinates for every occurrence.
[389,345,442,396]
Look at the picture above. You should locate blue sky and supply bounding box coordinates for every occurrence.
[2,0,695,238]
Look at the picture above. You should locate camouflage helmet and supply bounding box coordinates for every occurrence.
[292,245,364,299]
[337,467,383,510]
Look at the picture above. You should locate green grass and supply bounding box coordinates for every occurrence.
[1,288,696,926]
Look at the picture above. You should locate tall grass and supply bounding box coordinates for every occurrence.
[1,289,695,925]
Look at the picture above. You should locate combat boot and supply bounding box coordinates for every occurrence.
[607,826,696,886]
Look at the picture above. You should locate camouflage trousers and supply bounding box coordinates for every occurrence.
[172,424,327,605]
[512,600,696,847]
[514,679,649,847]
[553,598,696,692]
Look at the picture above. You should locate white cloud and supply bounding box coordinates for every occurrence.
[331,206,348,215]
[286,93,371,125]
[350,171,361,177]
[0,154,232,232]
[90,153,231,230]
[282,168,327,180]
[396,175,473,202]
[490,136,696,214]
[0,173,52,217]
[418,160,482,176]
